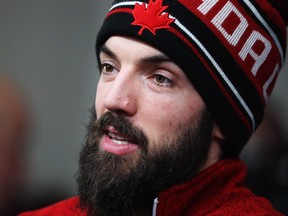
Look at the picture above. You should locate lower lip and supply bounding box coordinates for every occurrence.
[100,134,139,156]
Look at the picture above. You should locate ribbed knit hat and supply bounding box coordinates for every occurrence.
[96,0,287,157]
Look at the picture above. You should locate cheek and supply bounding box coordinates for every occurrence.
[142,100,190,137]
[95,82,106,116]
[141,95,204,142]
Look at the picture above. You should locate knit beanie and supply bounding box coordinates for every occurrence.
[96,0,287,157]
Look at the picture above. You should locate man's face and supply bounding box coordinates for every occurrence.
[78,36,216,215]
[96,36,207,159]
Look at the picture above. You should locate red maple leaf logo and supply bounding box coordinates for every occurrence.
[131,0,175,36]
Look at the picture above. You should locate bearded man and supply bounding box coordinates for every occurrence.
[20,0,287,215]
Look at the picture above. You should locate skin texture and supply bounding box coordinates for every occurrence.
[96,36,222,165]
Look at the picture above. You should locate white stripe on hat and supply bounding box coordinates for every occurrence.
[110,1,142,11]
[170,14,256,132]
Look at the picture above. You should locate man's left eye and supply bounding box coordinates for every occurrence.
[153,74,172,86]
[101,63,115,73]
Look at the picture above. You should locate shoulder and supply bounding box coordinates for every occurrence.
[209,196,284,216]
[19,196,86,216]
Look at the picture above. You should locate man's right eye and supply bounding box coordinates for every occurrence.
[101,63,115,73]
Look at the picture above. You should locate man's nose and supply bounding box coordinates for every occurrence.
[103,72,137,116]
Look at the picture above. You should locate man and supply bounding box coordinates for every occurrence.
[20,0,287,215]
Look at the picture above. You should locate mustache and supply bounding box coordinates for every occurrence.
[93,111,149,150]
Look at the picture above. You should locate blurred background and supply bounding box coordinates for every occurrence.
[0,0,287,215]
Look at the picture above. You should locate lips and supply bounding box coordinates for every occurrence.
[108,131,134,144]
[100,126,139,156]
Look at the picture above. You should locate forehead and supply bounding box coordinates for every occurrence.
[99,36,190,78]
[101,36,168,59]
[99,36,201,95]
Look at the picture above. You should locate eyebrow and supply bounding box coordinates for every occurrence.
[140,54,173,65]
[100,44,117,59]
[99,44,174,66]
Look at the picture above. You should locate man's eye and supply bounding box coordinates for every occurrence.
[153,74,172,86]
[101,63,115,73]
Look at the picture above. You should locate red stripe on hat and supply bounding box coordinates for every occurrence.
[168,26,252,133]
[107,8,132,18]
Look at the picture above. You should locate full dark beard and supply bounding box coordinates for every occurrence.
[77,109,214,216]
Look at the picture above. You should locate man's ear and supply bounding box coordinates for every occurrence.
[201,122,225,170]
[212,123,225,142]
